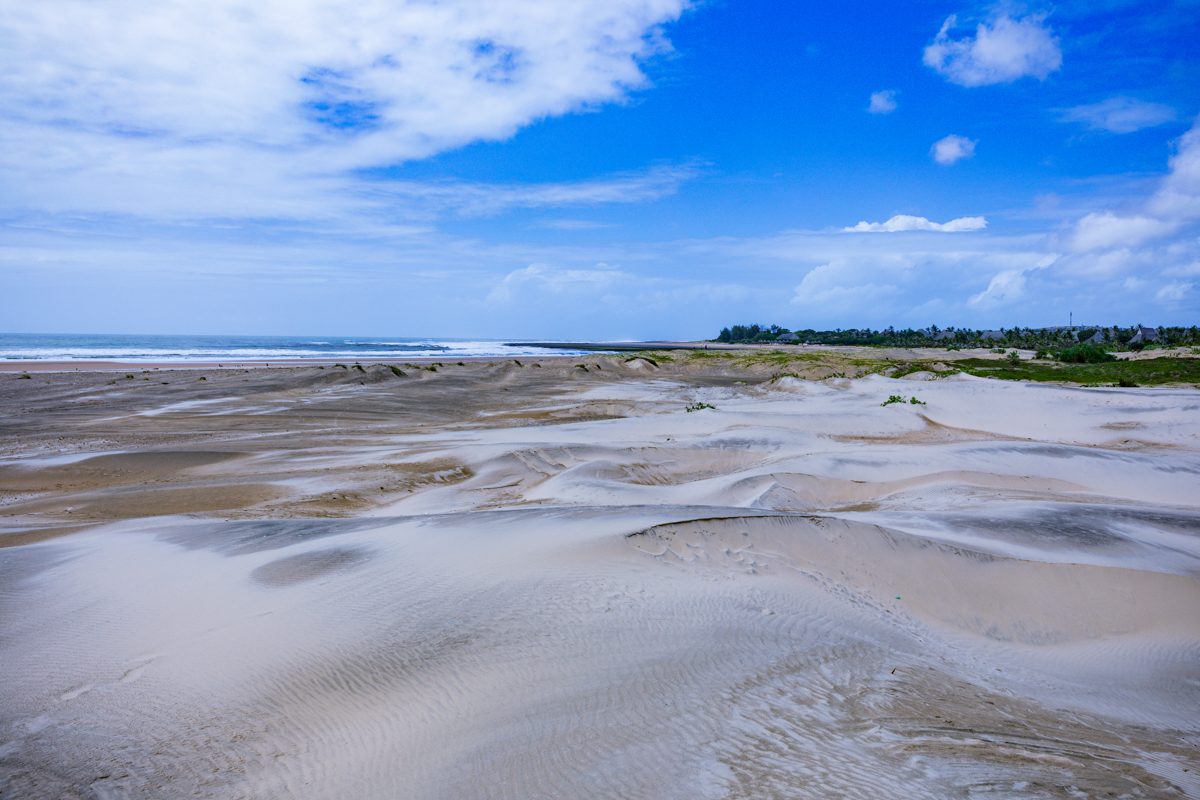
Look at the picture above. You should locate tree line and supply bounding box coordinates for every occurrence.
[715,324,1200,350]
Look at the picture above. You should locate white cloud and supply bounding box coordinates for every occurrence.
[923,14,1061,87]
[782,242,1057,323]
[1062,116,1200,260]
[868,90,897,114]
[845,214,986,232]
[1148,120,1200,221]
[931,135,977,165]
[487,262,629,304]
[1070,212,1176,251]
[534,219,612,230]
[366,164,699,219]
[1155,281,1193,302]
[0,0,689,219]
[967,269,1028,308]
[790,264,901,313]
[968,253,1057,308]
[1061,97,1177,134]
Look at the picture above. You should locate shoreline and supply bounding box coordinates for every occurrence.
[0,341,1192,375]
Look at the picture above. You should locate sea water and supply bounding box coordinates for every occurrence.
[0,333,594,362]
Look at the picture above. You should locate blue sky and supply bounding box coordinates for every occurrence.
[2,0,1199,338]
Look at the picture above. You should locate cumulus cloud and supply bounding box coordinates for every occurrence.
[845,214,986,232]
[1061,97,1177,134]
[967,269,1029,308]
[1070,212,1177,252]
[790,264,901,313]
[782,237,1059,322]
[0,0,689,219]
[1066,115,1200,253]
[868,90,897,114]
[967,254,1058,308]
[923,14,1061,87]
[931,135,977,165]
[1148,120,1200,221]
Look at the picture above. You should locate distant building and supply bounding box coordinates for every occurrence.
[980,330,1005,341]
[1081,331,1105,344]
[777,332,800,342]
[1128,327,1159,344]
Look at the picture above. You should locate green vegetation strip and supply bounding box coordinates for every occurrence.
[955,357,1200,386]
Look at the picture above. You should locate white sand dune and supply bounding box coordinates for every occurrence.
[1,363,1198,798]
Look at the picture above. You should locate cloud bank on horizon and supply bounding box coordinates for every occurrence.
[0,0,1198,337]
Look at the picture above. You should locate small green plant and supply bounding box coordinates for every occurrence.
[425,365,437,372]
[946,345,960,351]
[456,362,465,366]
[17,373,31,379]
[352,363,365,372]
[625,355,658,366]
[334,363,348,369]
[882,395,925,406]
[685,402,716,412]
[388,365,406,377]
[513,360,522,366]
[198,376,206,380]
[1007,350,1021,362]
[1034,349,1050,360]
[125,373,134,379]
[1117,376,1139,387]
[990,347,1006,354]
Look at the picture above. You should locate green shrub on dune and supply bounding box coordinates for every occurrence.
[1057,343,1115,363]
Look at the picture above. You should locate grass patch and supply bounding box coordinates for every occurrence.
[17,373,31,379]
[388,365,406,377]
[954,356,1200,386]
[685,402,716,412]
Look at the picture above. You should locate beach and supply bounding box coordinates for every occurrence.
[2,350,1198,799]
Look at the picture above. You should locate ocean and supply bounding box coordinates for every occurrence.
[0,333,595,363]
